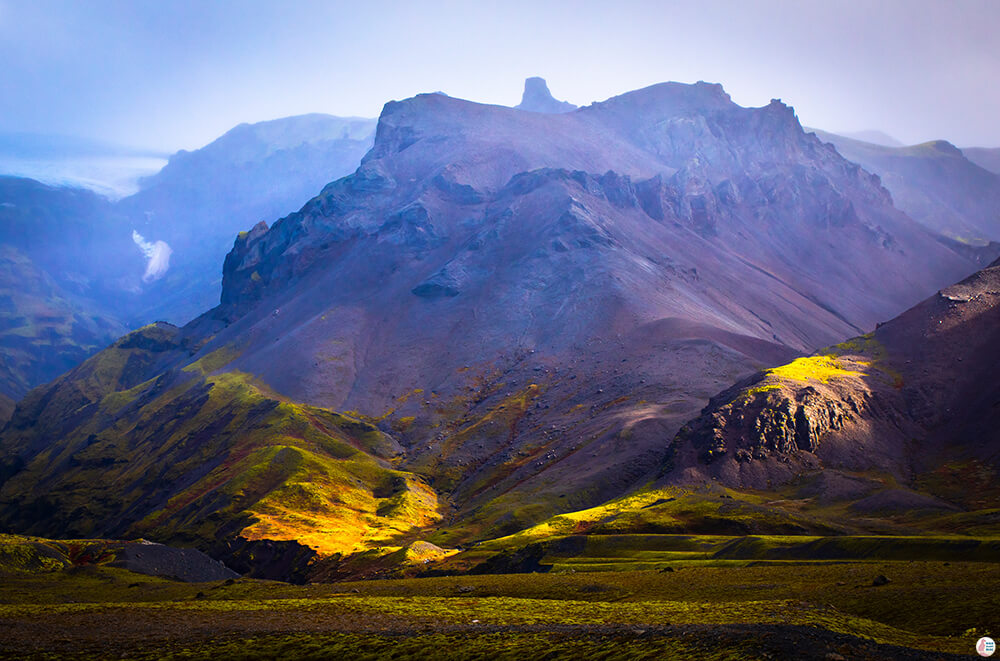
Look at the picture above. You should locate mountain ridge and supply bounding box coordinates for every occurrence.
[811,129,1000,244]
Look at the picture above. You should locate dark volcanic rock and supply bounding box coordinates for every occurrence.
[213,537,317,584]
[111,540,239,582]
[468,542,552,574]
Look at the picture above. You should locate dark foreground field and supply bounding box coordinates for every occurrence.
[1,557,997,660]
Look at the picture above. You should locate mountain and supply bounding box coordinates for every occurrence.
[666,256,1000,512]
[0,177,131,400]
[835,129,902,147]
[0,394,12,425]
[963,146,1000,175]
[0,80,987,576]
[115,114,377,325]
[0,246,123,400]
[514,77,577,113]
[0,115,376,399]
[811,130,1000,244]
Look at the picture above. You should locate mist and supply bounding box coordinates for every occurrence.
[0,0,998,152]
[132,230,172,282]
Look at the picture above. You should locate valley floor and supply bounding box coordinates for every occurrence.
[1,559,994,660]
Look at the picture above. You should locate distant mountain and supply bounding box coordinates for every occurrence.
[1,81,987,576]
[0,393,12,425]
[0,177,131,399]
[0,245,124,400]
[811,130,1000,244]
[963,147,1000,175]
[666,256,1000,513]
[0,115,376,398]
[514,77,577,113]
[835,129,903,147]
[116,113,377,324]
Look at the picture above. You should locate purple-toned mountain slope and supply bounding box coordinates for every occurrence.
[202,81,982,532]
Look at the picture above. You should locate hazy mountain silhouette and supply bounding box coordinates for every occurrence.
[0,115,376,397]
[812,129,1000,245]
[963,146,1000,175]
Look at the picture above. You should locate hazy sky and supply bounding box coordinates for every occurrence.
[1,0,998,152]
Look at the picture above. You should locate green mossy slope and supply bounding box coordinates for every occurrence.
[0,325,442,560]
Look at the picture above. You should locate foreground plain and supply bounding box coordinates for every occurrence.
[1,552,996,660]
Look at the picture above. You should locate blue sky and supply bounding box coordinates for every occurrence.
[1,0,998,151]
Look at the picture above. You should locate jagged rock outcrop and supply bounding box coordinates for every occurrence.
[666,258,1000,497]
[514,77,577,114]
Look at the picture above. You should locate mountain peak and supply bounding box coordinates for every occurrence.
[515,77,577,114]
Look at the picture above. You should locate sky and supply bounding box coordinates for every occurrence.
[1,0,998,152]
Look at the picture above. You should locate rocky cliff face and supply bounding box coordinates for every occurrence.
[666,257,1000,501]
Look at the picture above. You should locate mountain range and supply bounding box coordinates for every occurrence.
[811,129,1000,246]
[1,78,997,580]
[0,114,376,401]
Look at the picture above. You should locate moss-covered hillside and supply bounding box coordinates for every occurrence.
[0,324,442,571]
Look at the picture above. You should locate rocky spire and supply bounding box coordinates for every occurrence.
[514,77,577,114]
